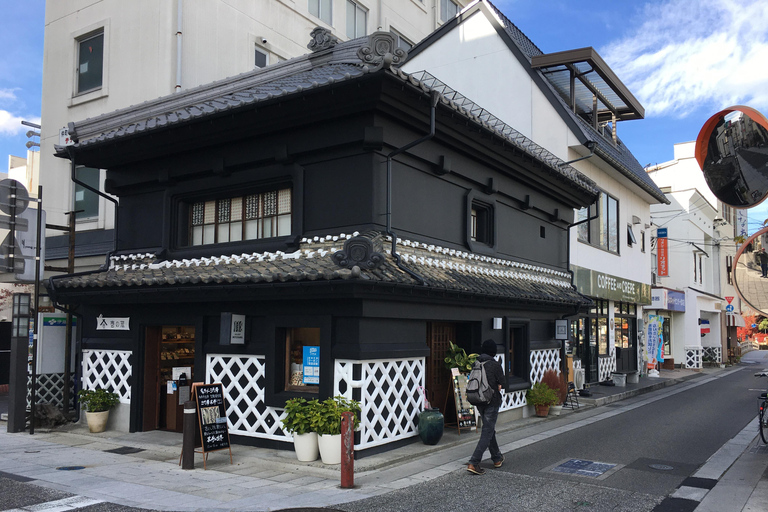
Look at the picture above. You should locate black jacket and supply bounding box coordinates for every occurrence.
[476,353,505,408]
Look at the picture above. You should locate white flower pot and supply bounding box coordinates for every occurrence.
[85,410,110,433]
[550,404,563,416]
[318,433,341,464]
[293,432,319,462]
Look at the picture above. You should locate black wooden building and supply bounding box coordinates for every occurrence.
[47,29,598,453]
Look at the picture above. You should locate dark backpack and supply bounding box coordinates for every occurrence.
[466,360,494,406]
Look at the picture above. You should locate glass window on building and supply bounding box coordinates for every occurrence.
[577,192,619,254]
[76,31,104,94]
[285,327,321,392]
[74,166,100,220]
[309,0,332,24]
[346,1,367,39]
[440,0,459,22]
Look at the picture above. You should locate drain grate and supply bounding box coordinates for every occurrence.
[56,466,86,471]
[104,446,145,455]
[549,459,618,479]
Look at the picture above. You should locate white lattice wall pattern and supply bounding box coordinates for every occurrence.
[27,374,75,409]
[529,349,560,383]
[492,354,525,412]
[702,346,722,363]
[334,358,424,450]
[599,355,616,382]
[206,354,287,441]
[686,346,703,369]
[82,350,131,403]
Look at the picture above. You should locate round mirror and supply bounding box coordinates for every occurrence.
[695,106,768,208]
[733,227,768,315]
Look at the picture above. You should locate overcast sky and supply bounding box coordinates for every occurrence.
[1,0,767,231]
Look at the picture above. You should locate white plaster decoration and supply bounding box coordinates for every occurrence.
[206,354,287,442]
[334,358,424,450]
[702,346,722,364]
[529,349,560,384]
[598,356,616,383]
[685,346,703,369]
[81,349,132,403]
[26,373,75,409]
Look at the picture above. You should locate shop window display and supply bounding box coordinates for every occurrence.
[285,327,320,393]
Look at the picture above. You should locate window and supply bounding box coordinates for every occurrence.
[391,29,413,51]
[255,47,268,68]
[285,328,321,393]
[576,191,619,253]
[74,166,100,220]
[76,31,104,94]
[189,188,291,246]
[11,293,31,338]
[440,0,459,22]
[346,1,367,38]
[309,0,332,24]
[507,324,528,386]
[641,230,646,253]
[693,252,704,285]
[470,201,493,245]
[627,225,637,247]
[726,255,733,285]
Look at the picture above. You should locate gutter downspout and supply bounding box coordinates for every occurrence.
[385,90,440,286]
[176,0,183,92]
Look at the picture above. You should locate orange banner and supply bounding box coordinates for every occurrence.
[657,237,668,276]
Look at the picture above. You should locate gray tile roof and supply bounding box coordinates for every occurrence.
[58,29,598,200]
[48,232,590,307]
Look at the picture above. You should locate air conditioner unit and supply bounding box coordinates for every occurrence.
[573,368,585,390]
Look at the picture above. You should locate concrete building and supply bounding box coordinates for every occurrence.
[646,141,741,367]
[39,0,469,273]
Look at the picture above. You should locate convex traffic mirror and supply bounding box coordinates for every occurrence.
[695,106,768,208]
[733,227,768,315]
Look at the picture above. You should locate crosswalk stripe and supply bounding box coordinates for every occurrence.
[1,495,104,512]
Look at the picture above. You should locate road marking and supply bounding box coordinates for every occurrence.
[1,495,104,512]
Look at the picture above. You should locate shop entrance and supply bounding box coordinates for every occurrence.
[142,325,195,432]
[614,302,638,373]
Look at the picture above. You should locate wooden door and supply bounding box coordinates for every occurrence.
[426,322,456,413]
[142,327,161,431]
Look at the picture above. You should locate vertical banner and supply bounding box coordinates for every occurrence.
[657,228,668,277]
[646,314,661,370]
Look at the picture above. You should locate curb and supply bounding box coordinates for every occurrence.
[578,373,703,407]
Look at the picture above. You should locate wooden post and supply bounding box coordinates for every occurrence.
[340,411,354,488]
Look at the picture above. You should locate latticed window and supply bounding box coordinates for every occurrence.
[189,188,291,246]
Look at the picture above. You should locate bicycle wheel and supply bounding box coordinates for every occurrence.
[761,400,768,444]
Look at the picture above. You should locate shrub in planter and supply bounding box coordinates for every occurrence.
[316,396,361,465]
[541,369,567,405]
[526,382,558,417]
[281,398,321,462]
[77,388,120,433]
[443,341,479,374]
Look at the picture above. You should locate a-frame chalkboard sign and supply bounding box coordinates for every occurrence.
[190,382,233,469]
[443,368,477,434]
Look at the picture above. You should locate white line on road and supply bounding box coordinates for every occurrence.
[0,495,104,512]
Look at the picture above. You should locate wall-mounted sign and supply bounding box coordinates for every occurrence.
[220,313,245,345]
[96,315,129,330]
[657,228,669,277]
[571,265,651,304]
[302,346,320,385]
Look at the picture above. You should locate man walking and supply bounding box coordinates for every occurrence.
[759,248,768,278]
[467,339,506,475]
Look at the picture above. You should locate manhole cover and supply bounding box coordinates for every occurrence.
[550,459,617,478]
[104,446,145,455]
[649,464,674,470]
[56,466,86,471]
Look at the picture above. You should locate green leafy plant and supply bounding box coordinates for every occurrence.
[443,341,479,374]
[526,382,558,407]
[281,397,321,435]
[315,396,361,435]
[540,369,567,405]
[78,388,120,412]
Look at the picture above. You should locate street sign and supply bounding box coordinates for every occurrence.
[725,305,734,313]
[725,296,734,304]
[0,179,44,280]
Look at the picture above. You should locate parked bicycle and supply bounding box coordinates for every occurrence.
[757,370,768,444]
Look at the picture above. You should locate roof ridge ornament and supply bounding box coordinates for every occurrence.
[308,27,340,52]
[357,32,407,72]
[332,232,385,270]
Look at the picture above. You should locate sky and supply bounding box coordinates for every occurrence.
[1,0,767,231]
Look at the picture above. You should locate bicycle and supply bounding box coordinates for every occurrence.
[757,370,768,444]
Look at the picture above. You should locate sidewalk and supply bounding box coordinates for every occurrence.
[0,366,765,511]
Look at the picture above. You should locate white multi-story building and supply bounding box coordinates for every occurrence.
[646,141,740,368]
[402,0,668,384]
[39,0,468,271]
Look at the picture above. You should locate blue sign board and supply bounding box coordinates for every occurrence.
[657,228,668,238]
[666,290,685,312]
[303,346,320,385]
[725,305,734,313]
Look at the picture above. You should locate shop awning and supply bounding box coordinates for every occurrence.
[727,314,746,327]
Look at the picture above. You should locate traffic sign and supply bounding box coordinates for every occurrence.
[725,296,734,304]
[725,305,734,313]
[0,179,44,280]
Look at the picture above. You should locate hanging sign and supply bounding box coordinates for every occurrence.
[657,228,668,277]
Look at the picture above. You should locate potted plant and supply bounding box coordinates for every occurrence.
[78,388,120,433]
[541,369,567,416]
[281,398,321,462]
[443,341,479,374]
[315,396,360,464]
[526,382,558,417]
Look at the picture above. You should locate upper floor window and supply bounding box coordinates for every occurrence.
[309,0,332,25]
[391,29,414,51]
[255,46,268,68]
[189,188,291,246]
[440,0,459,22]
[346,1,367,39]
[76,31,104,94]
[74,166,100,220]
[577,192,619,254]
[471,201,493,245]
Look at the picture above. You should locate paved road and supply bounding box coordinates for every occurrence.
[334,365,762,512]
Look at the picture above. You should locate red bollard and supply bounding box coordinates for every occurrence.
[340,411,355,488]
